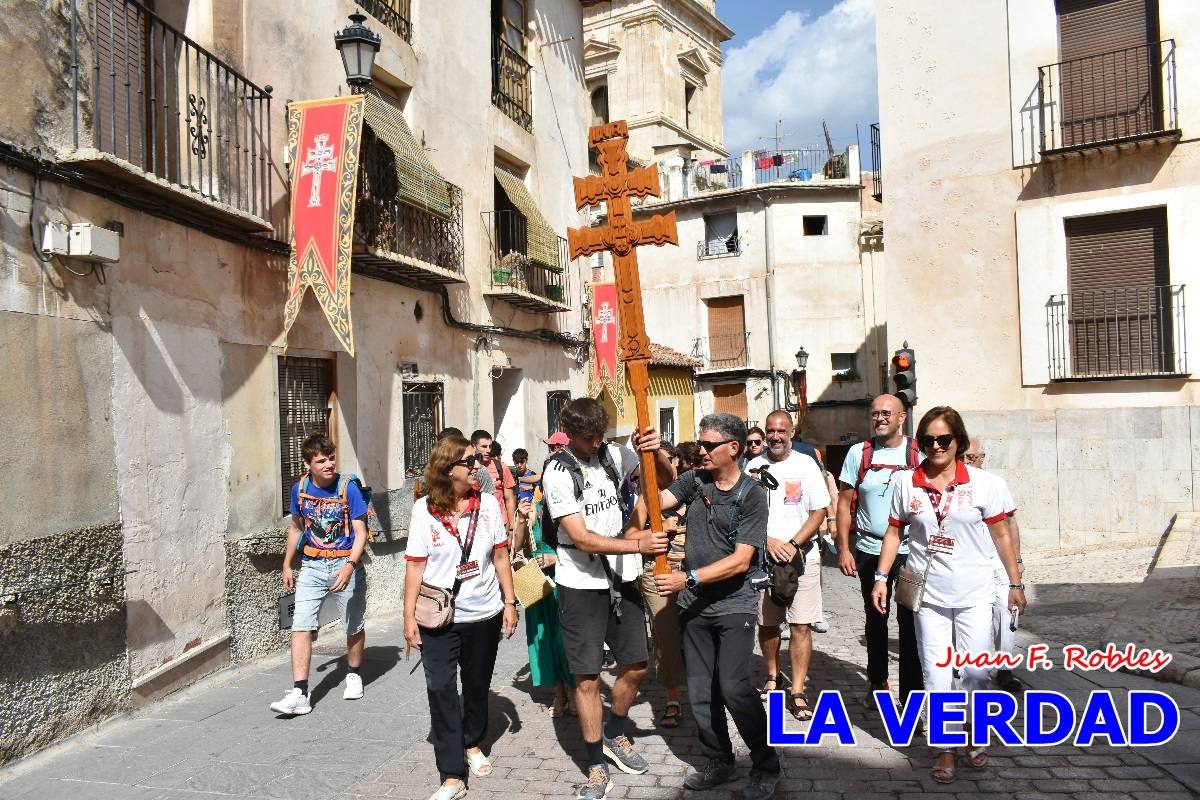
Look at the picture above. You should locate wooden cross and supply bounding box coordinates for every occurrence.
[568,121,679,575]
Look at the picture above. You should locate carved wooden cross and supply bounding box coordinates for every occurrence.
[568,121,679,575]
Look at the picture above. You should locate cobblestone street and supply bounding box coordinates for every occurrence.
[2,554,1198,800]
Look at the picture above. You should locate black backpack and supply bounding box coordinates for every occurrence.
[540,445,628,551]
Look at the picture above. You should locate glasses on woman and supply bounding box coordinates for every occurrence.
[451,454,481,469]
[697,438,736,453]
[918,434,955,450]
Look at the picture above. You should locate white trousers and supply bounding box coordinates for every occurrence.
[914,601,993,751]
[992,566,1015,656]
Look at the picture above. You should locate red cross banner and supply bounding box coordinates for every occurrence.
[590,282,624,414]
[282,95,365,356]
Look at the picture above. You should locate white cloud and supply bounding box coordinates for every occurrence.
[722,0,877,158]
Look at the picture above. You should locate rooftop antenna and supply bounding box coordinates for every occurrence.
[758,118,790,153]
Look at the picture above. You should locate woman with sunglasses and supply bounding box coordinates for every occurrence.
[404,435,519,800]
[870,406,1025,785]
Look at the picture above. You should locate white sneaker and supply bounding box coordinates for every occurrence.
[343,673,364,700]
[811,619,829,633]
[270,688,312,716]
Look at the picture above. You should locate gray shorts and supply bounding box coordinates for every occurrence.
[293,557,366,635]
[558,582,648,675]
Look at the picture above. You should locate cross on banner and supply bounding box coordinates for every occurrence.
[567,120,679,575]
[301,133,337,208]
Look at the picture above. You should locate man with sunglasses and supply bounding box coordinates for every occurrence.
[835,394,924,709]
[653,414,780,800]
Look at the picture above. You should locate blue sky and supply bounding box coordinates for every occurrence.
[716,0,878,159]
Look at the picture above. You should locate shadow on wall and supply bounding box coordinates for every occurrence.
[1016,140,1174,203]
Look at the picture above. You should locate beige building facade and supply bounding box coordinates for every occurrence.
[0,0,590,763]
[875,0,1200,552]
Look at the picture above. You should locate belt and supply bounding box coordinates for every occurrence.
[303,545,353,559]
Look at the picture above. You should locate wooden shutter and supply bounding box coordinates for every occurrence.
[712,383,748,420]
[278,357,334,513]
[706,296,746,368]
[1057,0,1158,146]
[1065,207,1171,376]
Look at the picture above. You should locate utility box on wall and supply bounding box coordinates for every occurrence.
[41,222,121,264]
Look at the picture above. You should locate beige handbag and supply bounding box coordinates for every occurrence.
[414,582,455,630]
[894,557,932,613]
[512,558,554,608]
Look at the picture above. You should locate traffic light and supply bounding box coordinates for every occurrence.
[892,348,917,408]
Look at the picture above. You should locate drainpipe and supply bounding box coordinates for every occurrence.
[761,194,780,408]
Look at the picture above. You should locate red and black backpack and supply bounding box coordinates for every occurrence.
[849,436,921,536]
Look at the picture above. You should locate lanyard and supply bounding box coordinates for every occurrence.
[432,494,481,554]
[920,484,957,531]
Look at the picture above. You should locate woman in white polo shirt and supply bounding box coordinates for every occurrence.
[871,406,1025,785]
[404,435,519,800]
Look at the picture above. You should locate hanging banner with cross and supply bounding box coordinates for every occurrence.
[568,121,679,575]
[589,282,624,415]
[282,95,365,356]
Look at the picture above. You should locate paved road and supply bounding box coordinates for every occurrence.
[2,553,1198,800]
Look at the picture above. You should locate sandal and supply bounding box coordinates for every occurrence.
[758,674,782,700]
[465,748,492,777]
[931,761,956,784]
[659,700,683,728]
[962,746,988,769]
[789,692,813,721]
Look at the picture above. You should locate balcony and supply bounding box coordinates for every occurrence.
[492,36,532,131]
[1038,40,1180,157]
[360,0,412,43]
[1046,285,1187,380]
[751,148,847,185]
[352,180,465,287]
[697,237,742,259]
[482,210,571,313]
[691,333,751,373]
[869,123,882,201]
[67,0,274,231]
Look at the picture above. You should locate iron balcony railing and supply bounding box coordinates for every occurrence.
[483,209,570,306]
[360,0,412,43]
[1038,40,1178,155]
[492,36,532,131]
[869,123,882,201]
[1046,285,1187,380]
[693,157,742,193]
[692,333,751,372]
[697,237,742,259]
[355,181,464,276]
[71,0,273,221]
[754,148,847,184]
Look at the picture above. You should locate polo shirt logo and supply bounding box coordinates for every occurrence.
[909,497,923,513]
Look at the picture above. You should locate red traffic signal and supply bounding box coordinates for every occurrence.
[891,348,916,407]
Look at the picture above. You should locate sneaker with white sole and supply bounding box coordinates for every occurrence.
[811,619,829,633]
[576,765,612,799]
[602,734,649,775]
[270,688,312,716]
[343,673,364,700]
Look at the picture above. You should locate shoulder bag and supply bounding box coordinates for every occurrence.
[894,556,932,613]
[414,500,480,630]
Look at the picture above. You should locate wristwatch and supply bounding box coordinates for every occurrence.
[685,569,700,589]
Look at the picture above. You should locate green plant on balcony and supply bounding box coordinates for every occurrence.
[494,250,530,287]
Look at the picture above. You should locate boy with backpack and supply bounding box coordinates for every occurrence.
[835,394,924,709]
[542,398,671,800]
[271,433,370,716]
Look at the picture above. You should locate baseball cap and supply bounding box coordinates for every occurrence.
[544,432,569,446]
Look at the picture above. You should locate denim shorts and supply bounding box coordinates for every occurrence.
[293,557,366,634]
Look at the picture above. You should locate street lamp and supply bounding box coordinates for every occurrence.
[794,346,809,370]
[786,346,810,422]
[334,11,381,93]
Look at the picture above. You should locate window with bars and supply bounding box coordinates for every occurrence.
[547,390,571,436]
[278,356,334,514]
[404,382,445,478]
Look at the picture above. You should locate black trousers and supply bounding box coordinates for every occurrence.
[855,550,924,702]
[681,612,780,774]
[420,612,503,781]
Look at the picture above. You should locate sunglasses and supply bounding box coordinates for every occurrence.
[451,454,481,469]
[870,411,895,419]
[698,438,736,453]
[746,439,764,446]
[918,434,956,450]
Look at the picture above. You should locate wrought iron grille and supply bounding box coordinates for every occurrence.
[752,149,847,184]
[693,158,742,193]
[547,390,571,436]
[697,238,742,259]
[483,209,570,305]
[1046,285,1187,380]
[1038,40,1178,154]
[403,382,445,478]
[691,333,751,372]
[869,123,882,201]
[492,35,532,131]
[360,0,412,42]
[355,128,464,275]
[278,356,333,514]
[72,0,274,221]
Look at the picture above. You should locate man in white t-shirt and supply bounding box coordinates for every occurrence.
[745,410,830,721]
[543,398,673,800]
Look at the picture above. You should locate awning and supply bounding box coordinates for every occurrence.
[363,93,452,220]
[495,167,561,271]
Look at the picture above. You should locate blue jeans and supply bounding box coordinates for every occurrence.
[293,557,366,634]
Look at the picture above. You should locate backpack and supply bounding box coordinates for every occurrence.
[295,472,375,551]
[539,446,628,551]
[849,437,920,539]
